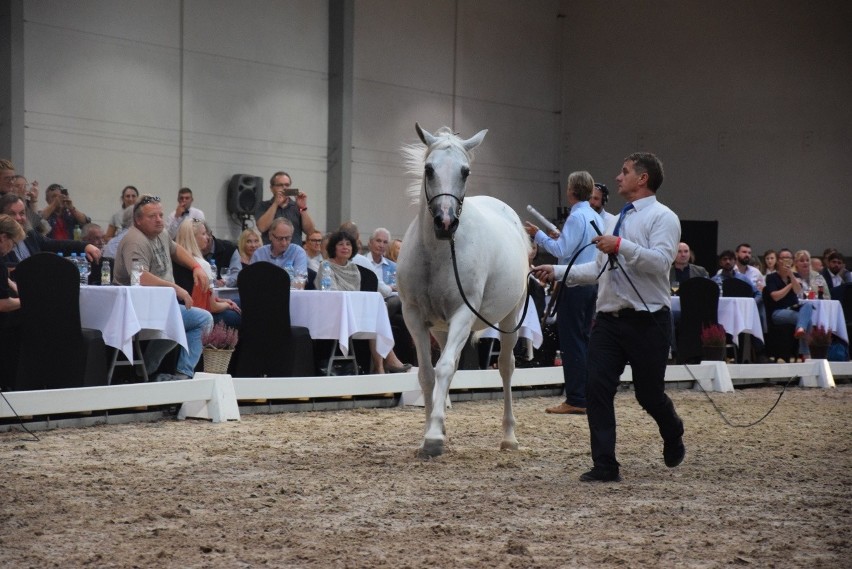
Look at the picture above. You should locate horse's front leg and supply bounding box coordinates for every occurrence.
[404,313,436,435]
[497,326,520,451]
[421,313,474,458]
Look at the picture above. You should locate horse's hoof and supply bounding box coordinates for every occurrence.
[418,438,444,458]
[500,440,519,451]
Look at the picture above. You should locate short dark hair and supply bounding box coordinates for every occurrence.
[270,171,291,186]
[718,249,736,260]
[625,152,664,191]
[326,230,356,260]
[827,251,844,262]
[0,192,24,214]
[736,243,751,252]
[594,183,609,205]
[178,187,192,196]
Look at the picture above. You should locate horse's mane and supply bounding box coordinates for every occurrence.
[402,126,475,205]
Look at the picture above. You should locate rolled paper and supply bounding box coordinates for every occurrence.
[526,205,559,234]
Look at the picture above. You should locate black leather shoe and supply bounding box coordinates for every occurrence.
[579,467,622,482]
[664,438,686,468]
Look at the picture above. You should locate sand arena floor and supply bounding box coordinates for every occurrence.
[1,384,850,568]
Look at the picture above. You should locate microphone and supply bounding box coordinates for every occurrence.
[590,219,618,271]
[526,205,559,234]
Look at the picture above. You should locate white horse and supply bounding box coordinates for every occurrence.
[397,123,531,458]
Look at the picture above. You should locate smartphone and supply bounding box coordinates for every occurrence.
[284,188,300,197]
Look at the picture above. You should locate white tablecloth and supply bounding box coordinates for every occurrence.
[79,285,188,360]
[288,290,394,357]
[671,296,764,346]
[480,303,544,349]
[801,299,848,343]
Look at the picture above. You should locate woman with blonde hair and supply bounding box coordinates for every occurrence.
[175,219,241,327]
[224,227,263,287]
[387,238,402,263]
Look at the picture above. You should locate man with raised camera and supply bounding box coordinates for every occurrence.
[41,184,91,240]
[254,170,315,247]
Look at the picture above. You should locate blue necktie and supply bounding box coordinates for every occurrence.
[613,203,635,236]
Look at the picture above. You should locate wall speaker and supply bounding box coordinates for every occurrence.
[227,174,263,216]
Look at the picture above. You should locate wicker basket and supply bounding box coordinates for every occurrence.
[202,348,234,374]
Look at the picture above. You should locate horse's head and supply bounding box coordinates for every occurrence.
[415,123,487,240]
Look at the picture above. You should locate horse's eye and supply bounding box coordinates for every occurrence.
[461,166,470,180]
[425,164,435,179]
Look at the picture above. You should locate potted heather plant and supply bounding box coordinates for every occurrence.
[806,325,831,360]
[700,323,727,362]
[202,321,239,373]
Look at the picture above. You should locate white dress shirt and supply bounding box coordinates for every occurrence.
[555,195,680,313]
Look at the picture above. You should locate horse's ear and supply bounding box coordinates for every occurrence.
[415,122,437,147]
[461,129,488,152]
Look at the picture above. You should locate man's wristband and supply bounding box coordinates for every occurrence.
[299,207,308,213]
[192,264,202,271]
[614,237,622,255]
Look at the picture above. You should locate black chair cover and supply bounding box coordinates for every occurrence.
[722,277,755,298]
[676,277,720,364]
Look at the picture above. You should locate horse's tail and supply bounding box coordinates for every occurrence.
[470,329,486,346]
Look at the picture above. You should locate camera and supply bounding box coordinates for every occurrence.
[60,188,69,196]
[284,188,300,197]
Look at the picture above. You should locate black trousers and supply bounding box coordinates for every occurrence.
[586,309,683,471]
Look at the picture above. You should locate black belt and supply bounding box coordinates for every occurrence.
[598,306,670,318]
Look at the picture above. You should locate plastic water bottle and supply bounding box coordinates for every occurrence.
[73,225,82,241]
[78,255,90,285]
[208,258,218,288]
[320,261,332,291]
[284,261,296,287]
[131,258,143,286]
[554,350,562,366]
[101,259,111,285]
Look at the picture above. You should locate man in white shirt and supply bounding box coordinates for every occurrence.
[353,227,397,298]
[167,187,205,238]
[731,243,765,291]
[533,152,684,483]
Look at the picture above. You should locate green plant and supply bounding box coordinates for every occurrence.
[807,325,832,348]
[700,323,727,347]
[202,321,238,350]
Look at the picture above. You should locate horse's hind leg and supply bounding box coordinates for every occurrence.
[497,327,519,451]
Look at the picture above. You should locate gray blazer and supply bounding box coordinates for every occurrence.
[669,263,709,283]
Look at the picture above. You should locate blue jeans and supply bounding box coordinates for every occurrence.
[770,303,814,355]
[556,284,597,408]
[144,306,214,377]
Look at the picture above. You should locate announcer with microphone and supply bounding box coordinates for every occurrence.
[525,171,602,416]
[533,153,683,483]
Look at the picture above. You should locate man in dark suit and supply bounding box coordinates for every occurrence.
[669,241,709,285]
[199,221,236,283]
[821,251,851,298]
[0,194,100,267]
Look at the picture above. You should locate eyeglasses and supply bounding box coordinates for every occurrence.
[270,183,289,188]
[134,195,161,212]
[270,234,293,242]
[308,239,323,243]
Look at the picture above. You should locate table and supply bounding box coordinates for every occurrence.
[218,287,395,357]
[671,296,764,346]
[801,299,848,343]
[480,303,544,358]
[79,285,188,361]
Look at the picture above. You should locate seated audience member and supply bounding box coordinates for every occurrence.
[225,227,262,287]
[387,238,402,263]
[304,230,325,271]
[713,249,760,297]
[761,249,777,276]
[0,159,16,195]
[41,184,92,240]
[821,250,851,298]
[114,194,213,381]
[105,186,138,241]
[354,227,397,298]
[764,249,816,358]
[0,194,100,266]
[733,243,765,291]
[250,217,307,274]
[103,206,134,259]
[315,230,412,373]
[670,241,709,284]
[175,219,241,328]
[0,214,25,390]
[811,257,824,273]
[792,249,830,299]
[198,221,236,284]
[11,176,42,232]
[81,223,105,250]
[166,187,205,238]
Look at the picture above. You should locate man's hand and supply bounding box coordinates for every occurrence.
[523,221,539,238]
[176,287,193,308]
[593,235,621,256]
[531,264,555,282]
[192,265,209,292]
[296,191,308,210]
[274,190,287,207]
[84,244,102,263]
[174,201,187,218]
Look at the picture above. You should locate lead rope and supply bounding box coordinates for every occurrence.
[448,236,531,334]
